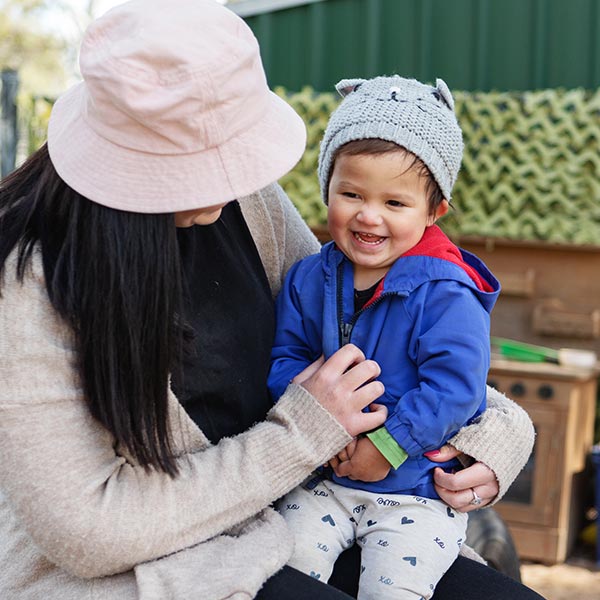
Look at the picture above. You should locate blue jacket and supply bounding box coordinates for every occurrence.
[268,226,500,498]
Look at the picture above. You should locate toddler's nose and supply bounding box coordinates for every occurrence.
[357,206,383,226]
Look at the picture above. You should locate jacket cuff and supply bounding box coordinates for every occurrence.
[366,427,408,469]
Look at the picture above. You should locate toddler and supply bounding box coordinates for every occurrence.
[268,75,501,599]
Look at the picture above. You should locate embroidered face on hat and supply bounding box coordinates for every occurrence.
[318,75,464,204]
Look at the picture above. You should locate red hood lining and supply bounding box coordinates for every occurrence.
[362,225,493,310]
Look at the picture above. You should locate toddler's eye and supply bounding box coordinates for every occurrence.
[342,192,360,199]
[387,200,403,207]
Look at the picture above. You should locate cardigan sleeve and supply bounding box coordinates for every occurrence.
[0,253,351,579]
[447,385,535,504]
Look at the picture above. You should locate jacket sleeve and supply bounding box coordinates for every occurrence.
[0,256,351,579]
[384,280,491,456]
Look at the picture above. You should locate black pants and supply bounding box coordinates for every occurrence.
[256,549,546,600]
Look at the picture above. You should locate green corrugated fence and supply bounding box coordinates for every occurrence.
[235,0,600,93]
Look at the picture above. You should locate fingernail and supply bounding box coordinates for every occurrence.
[424,450,441,457]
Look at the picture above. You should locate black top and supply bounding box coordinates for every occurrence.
[171,201,276,444]
[353,279,382,312]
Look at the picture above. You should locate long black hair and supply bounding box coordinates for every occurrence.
[0,143,184,475]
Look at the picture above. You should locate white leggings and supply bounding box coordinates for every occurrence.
[277,476,468,600]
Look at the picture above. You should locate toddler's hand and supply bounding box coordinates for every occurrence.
[326,437,358,469]
[332,436,391,482]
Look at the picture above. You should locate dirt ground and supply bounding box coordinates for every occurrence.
[520,551,600,600]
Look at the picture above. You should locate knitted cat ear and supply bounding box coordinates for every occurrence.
[435,78,455,111]
[335,78,366,97]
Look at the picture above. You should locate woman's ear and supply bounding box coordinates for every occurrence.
[429,199,450,224]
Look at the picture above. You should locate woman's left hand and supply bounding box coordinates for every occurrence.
[426,444,498,512]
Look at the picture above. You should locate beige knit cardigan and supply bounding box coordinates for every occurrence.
[0,183,534,599]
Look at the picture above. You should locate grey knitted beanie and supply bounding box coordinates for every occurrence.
[318,75,464,203]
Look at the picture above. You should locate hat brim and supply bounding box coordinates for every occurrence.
[47,83,306,213]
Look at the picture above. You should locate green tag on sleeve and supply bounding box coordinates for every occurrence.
[366,427,408,470]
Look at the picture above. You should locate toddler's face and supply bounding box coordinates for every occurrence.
[327,150,447,289]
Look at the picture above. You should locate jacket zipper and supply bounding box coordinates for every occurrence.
[337,262,391,346]
[339,297,390,345]
[337,264,347,346]
[340,322,353,346]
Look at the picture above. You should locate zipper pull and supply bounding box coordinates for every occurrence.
[341,322,353,345]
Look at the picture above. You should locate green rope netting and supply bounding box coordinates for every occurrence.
[276,86,600,245]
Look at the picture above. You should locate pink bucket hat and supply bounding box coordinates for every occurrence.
[47,0,306,213]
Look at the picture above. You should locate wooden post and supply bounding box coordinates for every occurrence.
[1,69,19,178]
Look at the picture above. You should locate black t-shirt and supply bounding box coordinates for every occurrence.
[353,279,381,312]
[170,201,276,444]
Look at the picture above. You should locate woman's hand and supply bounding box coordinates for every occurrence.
[426,444,499,512]
[293,344,386,437]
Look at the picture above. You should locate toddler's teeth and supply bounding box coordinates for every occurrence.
[354,232,384,244]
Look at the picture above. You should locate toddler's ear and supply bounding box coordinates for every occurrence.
[435,78,455,111]
[429,200,450,225]
[335,78,366,97]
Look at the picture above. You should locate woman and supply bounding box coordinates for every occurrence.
[0,1,540,599]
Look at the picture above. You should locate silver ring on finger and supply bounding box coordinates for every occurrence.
[469,488,483,506]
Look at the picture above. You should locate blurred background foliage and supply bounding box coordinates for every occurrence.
[0,0,101,157]
[277,86,600,245]
[0,0,69,96]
